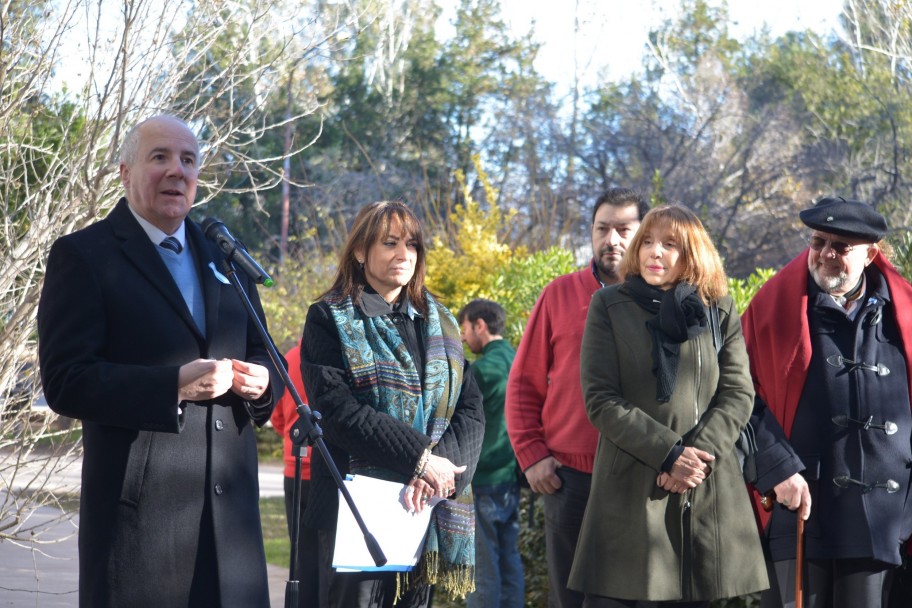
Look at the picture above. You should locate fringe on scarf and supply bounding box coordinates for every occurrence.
[393,552,476,604]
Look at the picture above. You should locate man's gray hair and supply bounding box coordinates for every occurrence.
[119,115,198,166]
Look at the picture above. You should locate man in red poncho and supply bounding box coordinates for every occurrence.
[742,197,912,608]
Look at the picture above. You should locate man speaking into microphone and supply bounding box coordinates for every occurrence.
[37,115,282,608]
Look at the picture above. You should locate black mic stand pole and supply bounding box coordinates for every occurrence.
[217,259,387,608]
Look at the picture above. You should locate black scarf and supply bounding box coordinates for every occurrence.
[623,275,708,402]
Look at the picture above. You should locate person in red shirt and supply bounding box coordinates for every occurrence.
[270,343,319,607]
[506,188,648,608]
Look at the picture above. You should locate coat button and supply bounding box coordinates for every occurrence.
[215,419,224,431]
[214,483,223,496]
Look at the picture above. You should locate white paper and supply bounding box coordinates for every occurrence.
[333,475,441,572]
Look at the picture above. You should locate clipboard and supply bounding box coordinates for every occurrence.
[333,475,441,572]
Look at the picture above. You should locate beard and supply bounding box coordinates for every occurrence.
[810,264,850,294]
[595,245,623,280]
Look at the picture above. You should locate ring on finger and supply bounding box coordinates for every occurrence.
[782,498,790,506]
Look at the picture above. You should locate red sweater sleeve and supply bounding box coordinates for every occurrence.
[270,344,312,480]
[506,268,601,474]
[506,284,554,471]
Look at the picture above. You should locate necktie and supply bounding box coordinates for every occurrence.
[160,236,182,254]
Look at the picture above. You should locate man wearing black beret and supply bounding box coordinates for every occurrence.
[742,197,912,607]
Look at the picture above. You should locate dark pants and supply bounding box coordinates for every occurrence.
[761,557,894,608]
[543,467,591,608]
[284,476,319,608]
[316,529,430,608]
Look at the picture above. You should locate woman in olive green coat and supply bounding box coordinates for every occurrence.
[568,205,768,606]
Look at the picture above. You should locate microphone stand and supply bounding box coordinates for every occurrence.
[217,259,387,608]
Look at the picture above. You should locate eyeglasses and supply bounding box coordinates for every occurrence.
[807,235,862,256]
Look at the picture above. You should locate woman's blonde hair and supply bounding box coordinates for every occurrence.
[621,204,729,303]
[321,201,429,313]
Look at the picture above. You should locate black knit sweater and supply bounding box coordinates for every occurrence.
[298,295,485,531]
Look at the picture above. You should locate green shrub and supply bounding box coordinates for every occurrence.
[886,231,912,282]
[259,247,336,354]
[425,164,577,347]
[728,268,776,314]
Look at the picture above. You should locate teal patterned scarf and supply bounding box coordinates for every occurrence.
[327,292,476,599]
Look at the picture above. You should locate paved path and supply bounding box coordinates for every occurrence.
[3,453,285,500]
[0,464,289,607]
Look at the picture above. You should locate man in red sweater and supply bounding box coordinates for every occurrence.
[506,188,648,608]
[270,343,318,608]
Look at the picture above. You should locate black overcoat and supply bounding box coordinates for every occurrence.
[37,199,280,608]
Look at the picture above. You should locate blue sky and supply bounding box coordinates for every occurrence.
[52,1,843,103]
[467,0,843,90]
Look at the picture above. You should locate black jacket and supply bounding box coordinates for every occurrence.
[38,199,281,607]
[754,269,912,565]
[299,293,485,531]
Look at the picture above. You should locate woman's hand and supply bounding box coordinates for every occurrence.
[404,477,436,513]
[420,454,466,498]
[657,472,685,493]
[661,446,715,492]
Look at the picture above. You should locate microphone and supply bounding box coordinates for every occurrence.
[201,218,274,287]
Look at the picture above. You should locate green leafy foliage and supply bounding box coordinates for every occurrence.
[1,96,87,228]
[516,490,548,607]
[259,245,337,354]
[497,246,577,344]
[712,593,759,608]
[727,268,776,314]
[426,161,577,346]
[886,233,912,283]
[646,0,743,80]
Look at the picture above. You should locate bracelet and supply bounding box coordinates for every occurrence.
[414,448,431,478]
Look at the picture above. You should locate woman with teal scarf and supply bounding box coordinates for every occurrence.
[300,201,485,607]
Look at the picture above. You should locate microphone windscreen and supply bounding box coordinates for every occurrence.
[201,217,222,238]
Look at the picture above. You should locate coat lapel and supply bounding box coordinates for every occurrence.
[186,219,223,341]
[108,199,206,341]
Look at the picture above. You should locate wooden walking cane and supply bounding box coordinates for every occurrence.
[795,516,805,608]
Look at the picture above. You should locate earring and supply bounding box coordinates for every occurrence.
[357,259,364,269]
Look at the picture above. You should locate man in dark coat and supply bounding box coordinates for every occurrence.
[742,197,912,608]
[37,115,281,608]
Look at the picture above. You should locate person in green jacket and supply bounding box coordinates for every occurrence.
[570,205,768,607]
[458,299,523,608]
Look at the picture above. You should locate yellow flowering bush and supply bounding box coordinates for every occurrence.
[427,159,576,345]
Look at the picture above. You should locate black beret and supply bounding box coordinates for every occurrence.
[799,197,887,242]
